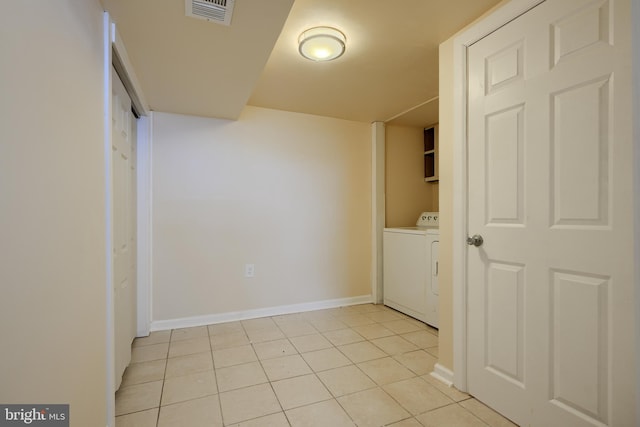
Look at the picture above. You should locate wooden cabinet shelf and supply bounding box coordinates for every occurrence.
[424,125,438,182]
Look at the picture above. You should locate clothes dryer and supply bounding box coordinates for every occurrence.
[383,212,439,328]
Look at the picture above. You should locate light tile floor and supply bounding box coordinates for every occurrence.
[115,304,517,427]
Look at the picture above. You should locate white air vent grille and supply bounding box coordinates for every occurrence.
[186,0,235,26]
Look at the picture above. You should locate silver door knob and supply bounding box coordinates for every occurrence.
[467,234,484,247]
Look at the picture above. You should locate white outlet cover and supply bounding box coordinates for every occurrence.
[244,264,255,277]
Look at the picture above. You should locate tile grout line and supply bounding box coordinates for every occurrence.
[257,315,291,427]
[154,329,172,427]
[205,322,226,427]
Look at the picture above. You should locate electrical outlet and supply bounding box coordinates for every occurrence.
[244,264,255,278]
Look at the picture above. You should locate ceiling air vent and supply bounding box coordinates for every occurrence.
[185,0,235,26]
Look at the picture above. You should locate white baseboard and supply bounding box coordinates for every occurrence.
[150,294,373,331]
[430,363,454,387]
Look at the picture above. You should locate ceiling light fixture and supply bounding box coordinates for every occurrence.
[298,27,346,62]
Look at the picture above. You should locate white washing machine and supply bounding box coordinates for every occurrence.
[383,212,439,328]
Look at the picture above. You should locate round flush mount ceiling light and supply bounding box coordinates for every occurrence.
[298,27,346,62]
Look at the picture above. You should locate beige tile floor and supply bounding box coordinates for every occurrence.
[115,304,517,427]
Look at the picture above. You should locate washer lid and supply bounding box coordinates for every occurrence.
[384,226,439,235]
[383,227,428,235]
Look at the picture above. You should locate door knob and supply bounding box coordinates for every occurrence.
[466,234,484,247]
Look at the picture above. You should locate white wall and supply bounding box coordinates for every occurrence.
[152,107,372,323]
[0,1,108,425]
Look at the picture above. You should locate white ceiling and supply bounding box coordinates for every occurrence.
[103,0,502,127]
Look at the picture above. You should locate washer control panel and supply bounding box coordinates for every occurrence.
[416,212,439,227]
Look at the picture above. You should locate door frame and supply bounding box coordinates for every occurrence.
[104,12,151,426]
[451,0,547,392]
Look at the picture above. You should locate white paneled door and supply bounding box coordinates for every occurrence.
[466,0,634,426]
[112,66,137,390]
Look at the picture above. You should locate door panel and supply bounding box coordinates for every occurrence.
[550,270,608,421]
[485,104,525,225]
[466,0,633,425]
[485,261,525,386]
[551,77,610,226]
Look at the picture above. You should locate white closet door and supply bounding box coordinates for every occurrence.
[112,66,137,390]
